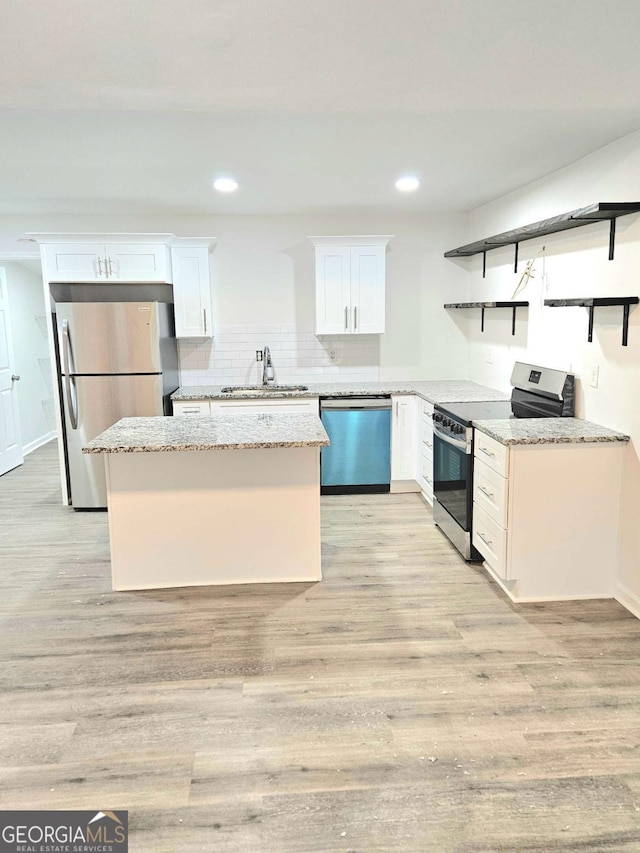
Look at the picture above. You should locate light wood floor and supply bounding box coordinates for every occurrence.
[2,443,640,851]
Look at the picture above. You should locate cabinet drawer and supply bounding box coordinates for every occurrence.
[419,452,433,504]
[172,400,211,416]
[473,504,508,579]
[473,458,508,528]
[474,430,509,477]
[419,451,433,488]
[211,397,319,414]
[419,399,434,419]
[420,421,434,456]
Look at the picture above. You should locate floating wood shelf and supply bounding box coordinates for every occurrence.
[544,297,639,346]
[445,202,640,278]
[444,301,528,335]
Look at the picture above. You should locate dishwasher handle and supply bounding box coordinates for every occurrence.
[321,397,392,411]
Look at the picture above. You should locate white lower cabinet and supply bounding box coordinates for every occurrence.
[390,395,419,489]
[174,397,319,416]
[417,399,434,504]
[210,398,319,415]
[472,428,625,601]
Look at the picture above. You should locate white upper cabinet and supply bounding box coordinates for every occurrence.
[310,236,392,335]
[171,242,214,338]
[35,234,173,283]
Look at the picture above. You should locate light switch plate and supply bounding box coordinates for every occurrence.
[590,364,599,388]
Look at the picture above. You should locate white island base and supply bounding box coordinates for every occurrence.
[104,446,322,591]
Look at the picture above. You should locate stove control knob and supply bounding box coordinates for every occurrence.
[454,424,465,434]
[444,418,452,428]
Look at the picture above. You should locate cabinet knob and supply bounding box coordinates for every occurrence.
[11,374,20,381]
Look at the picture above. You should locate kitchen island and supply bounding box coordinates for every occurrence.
[83,413,329,591]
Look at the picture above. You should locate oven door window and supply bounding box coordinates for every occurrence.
[434,433,470,530]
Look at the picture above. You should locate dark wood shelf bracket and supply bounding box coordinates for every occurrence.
[444,301,529,337]
[544,297,639,347]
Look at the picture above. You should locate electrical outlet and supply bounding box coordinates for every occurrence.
[486,347,494,365]
[329,349,337,361]
[256,350,263,362]
[590,364,599,388]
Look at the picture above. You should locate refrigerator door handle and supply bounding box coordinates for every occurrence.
[62,319,78,430]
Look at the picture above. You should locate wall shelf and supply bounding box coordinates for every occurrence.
[444,301,528,335]
[544,297,639,346]
[444,202,640,278]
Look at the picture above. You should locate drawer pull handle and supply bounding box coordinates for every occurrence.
[478,485,495,500]
[423,439,432,449]
[479,447,495,458]
[478,532,493,548]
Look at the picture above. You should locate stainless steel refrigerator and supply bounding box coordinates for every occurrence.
[55,301,178,509]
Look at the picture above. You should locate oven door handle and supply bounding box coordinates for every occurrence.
[433,424,469,453]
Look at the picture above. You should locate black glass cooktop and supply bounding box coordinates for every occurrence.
[436,399,514,427]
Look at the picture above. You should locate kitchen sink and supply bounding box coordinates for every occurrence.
[220,384,309,395]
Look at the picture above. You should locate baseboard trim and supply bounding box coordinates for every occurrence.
[23,432,56,456]
[615,582,640,620]
[390,479,421,494]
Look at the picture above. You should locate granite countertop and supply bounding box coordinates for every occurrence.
[474,418,630,446]
[172,380,509,404]
[83,414,330,453]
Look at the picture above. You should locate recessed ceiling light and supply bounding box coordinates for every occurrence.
[395,176,420,192]
[213,177,239,193]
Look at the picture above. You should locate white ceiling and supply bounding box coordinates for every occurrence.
[2,0,640,216]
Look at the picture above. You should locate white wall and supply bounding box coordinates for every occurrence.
[0,211,470,384]
[464,128,640,614]
[2,261,54,453]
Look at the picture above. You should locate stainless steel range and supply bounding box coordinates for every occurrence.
[432,362,575,560]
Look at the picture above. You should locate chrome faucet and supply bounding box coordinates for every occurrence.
[262,345,275,385]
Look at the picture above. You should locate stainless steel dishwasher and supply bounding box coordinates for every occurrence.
[320,396,392,494]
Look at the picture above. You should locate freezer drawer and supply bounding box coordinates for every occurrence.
[56,302,165,374]
[62,374,164,509]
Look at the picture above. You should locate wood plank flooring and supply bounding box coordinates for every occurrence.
[2,442,640,851]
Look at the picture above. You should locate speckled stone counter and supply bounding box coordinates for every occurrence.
[87,415,326,592]
[172,379,509,404]
[473,417,630,446]
[83,414,329,454]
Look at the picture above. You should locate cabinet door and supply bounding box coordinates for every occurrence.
[315,247,352,335]
[171,246,212,338]
[41,243,106,282]
[391,395,417,481]
[349,245,385,334]
[105,243,172,283]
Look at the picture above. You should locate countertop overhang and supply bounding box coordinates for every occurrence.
[83,413,330,454]
[473,417,630,446]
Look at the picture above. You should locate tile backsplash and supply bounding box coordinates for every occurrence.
[178,324,380,387]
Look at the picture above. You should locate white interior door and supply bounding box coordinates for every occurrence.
[0,268,23,476]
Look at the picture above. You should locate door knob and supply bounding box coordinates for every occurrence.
[11,374,20,381]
